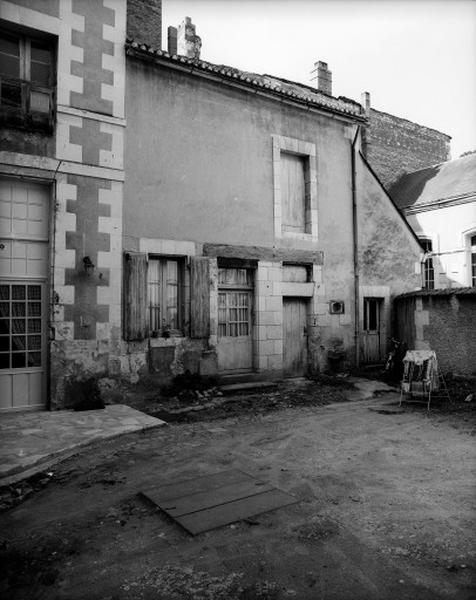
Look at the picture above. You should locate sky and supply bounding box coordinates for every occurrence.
[162,0,476,159]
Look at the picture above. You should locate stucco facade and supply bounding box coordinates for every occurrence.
[122,46,422,384]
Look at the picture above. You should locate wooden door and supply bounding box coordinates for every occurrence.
[217,268,253,373]
[362,297,383,364]
[283,298,308,376]
[0,179,49,411]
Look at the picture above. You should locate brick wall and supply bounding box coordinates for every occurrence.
[364,109,451,189]
[127,0,162,48]
[394,291,476,376]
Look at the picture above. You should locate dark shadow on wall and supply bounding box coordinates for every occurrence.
[388,164,442,209]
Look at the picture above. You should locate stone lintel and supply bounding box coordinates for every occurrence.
[203,243,323,265]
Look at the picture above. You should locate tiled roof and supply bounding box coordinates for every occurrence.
[126,40,365,120]
[390,153,476,210]
[396,287,476,299]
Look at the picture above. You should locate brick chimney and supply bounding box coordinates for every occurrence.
[361,91,371,117]
[127,0,162,49]
[167,26,177,55]
[315,61,332,95]
[177,17,201,59]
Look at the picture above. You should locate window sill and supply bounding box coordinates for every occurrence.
[280,231,318,243]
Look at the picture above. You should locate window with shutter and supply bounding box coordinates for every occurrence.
[190,257,210,338]
[123,252,148,341]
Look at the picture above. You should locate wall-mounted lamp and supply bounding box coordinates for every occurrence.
[82,256,95,275]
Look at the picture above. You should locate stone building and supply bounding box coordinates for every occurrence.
[0,0,126,410]
[0,0,424,411]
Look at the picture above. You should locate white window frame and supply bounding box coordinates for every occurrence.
[272,135,318,242]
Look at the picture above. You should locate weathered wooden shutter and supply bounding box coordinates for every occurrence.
[190,256,210,338]
[123,252,148,341]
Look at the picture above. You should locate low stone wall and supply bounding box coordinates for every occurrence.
[394,288,476,376]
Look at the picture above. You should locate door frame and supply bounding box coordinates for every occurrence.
[282,296,309,377]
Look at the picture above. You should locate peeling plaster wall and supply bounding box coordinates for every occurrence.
[357,153,423,358]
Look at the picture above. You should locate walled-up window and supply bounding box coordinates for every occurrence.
[471,234,476,287]
[420,239,435,289]
[0,29,55,131]
[147,258,184,335]
[280,152,310,234]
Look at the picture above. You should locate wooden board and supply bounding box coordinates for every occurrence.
[142,469,297,535]
[176,489,297,535]
[142,469,253,503]
[158,480,274,517]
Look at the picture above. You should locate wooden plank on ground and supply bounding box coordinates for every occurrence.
[175,489,297,535]
[142,469,253,504]
[160,479,274,517]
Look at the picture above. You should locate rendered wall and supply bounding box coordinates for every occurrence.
[124,58,359,377]
[357,152,423,358]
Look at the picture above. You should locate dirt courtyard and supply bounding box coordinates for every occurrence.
[1,393,475,599]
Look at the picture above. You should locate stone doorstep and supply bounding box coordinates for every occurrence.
[218,381,279,396]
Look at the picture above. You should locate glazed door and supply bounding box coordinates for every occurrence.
[283,297,308,376]
[217,268,253,373]
[362,297,384,364]
[0,179,49,411]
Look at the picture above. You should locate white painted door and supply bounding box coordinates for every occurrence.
[283,298,308,376]
[217,268,253,373]
[0,179,49,411]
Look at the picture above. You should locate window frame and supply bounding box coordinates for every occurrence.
[147,256,185,337]
[419,238,435,290]
[217,267,254,339]
[0,27,56,132]
[272,135,318,242]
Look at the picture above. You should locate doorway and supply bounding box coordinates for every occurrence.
[283,297,308,376]
[217,267,254,373]
[362,297,384,364]
[0,179,49,410]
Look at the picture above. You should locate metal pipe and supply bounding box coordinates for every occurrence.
[351,126,360,368]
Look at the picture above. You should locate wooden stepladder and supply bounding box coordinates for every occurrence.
[399,350,452,411]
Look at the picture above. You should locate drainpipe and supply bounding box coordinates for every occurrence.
[351,127,360,368]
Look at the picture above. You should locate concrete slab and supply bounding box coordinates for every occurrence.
[0,405,165,486]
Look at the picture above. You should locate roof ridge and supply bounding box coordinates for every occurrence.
[125,39,365,120]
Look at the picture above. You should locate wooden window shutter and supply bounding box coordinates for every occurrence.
[123,252,148,341]
[190,256,210,338]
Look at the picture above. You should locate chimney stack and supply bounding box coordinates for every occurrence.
[167,26,177,55]
[177,16,201,59]
[361,91,371,116]
[315,61,332,95]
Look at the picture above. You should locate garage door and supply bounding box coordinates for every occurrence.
[0,179,49,411]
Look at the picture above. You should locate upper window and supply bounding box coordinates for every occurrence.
[272,135,318,242]
[281,152,309,234]
[420,238,435,290]
[0,29,55,131]
[147,257,184,336]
